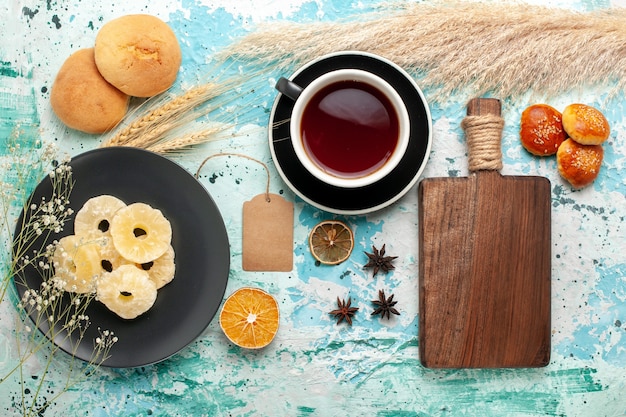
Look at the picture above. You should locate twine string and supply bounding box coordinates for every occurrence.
[461,115,505,172]
[195,152,272,202]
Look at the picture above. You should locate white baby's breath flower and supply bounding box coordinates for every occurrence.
[1,134,114,406]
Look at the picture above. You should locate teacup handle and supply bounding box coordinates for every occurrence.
[275,77,303,101]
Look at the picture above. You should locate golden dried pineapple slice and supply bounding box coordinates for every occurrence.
[110,202,172,264]
[97,264,157,319]
[98,236,130,273]
[136,244,175,289]
[52,235,102,293]
[74,195,126,238]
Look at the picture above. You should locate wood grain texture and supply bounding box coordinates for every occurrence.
[418,98,551,368]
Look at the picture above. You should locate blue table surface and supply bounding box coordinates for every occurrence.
[1,1,625,416]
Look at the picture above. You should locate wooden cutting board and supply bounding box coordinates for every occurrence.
[418,98,551,368]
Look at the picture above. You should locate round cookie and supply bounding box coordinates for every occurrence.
[520,104,567,156]
[94,14,181,97]
[561,103,610,145]
[556,138,603,188]
[50,48,129,134]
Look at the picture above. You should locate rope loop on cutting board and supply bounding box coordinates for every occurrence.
[461,115,504,172]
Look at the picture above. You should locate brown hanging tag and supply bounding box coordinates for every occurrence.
[242,193,293,271]
[196,153,294,272]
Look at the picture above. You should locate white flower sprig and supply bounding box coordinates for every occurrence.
[1,127,118,417]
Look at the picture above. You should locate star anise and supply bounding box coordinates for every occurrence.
[329,297,359,325]
[364,244,397,276]
[371,290,400,320]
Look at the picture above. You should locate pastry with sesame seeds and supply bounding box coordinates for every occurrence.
[520,104,567,156]
[561,103,610,145]
[556,138,603,188]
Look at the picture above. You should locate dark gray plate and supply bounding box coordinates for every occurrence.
[13,147,230,368]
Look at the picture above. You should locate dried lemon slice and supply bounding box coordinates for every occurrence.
[309,220,354,265]
[219,287,279,349]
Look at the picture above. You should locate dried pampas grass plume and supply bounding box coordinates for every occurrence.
[222,0,626,101]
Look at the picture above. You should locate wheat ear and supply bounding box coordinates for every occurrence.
[146,127,228,154]
[101,83,222,148]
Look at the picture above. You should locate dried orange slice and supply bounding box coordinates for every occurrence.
[309,220,354,265]
[219,287,280,349]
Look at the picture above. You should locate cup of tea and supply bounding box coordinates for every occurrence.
[275,68,410,188]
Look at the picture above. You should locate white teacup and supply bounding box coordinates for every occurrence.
[276,68,410,188]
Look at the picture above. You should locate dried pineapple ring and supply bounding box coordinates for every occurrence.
[74,195,126,239]
[98,236,130,273]
[110,202,172,264]
[136,244,175,289]
[52,235,102,293]
[97,264,157,319]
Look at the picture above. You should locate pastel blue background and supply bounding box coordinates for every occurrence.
[1,1,625,416]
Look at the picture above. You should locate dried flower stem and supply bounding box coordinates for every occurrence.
[222,0,626,101]
[1,130,117,417]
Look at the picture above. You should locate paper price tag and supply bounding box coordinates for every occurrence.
[242,193,293,271]
[196,153,294,272]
